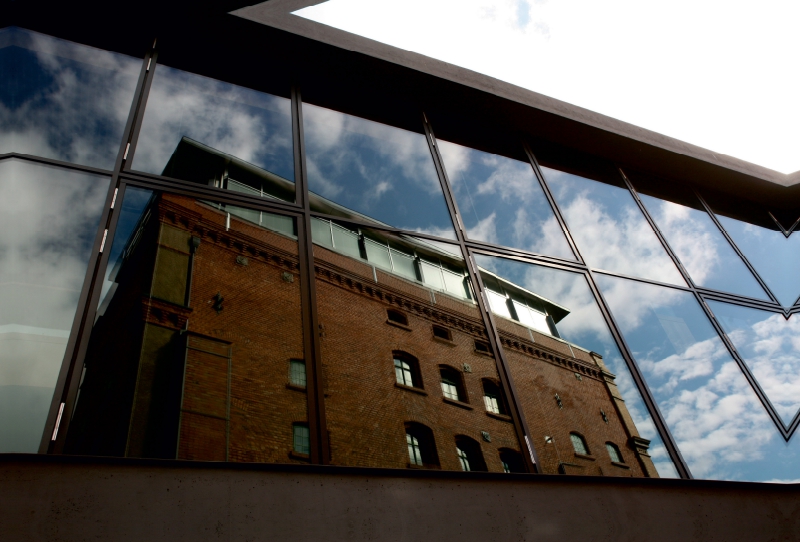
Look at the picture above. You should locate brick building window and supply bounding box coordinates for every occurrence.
[405,422,439,468]
[499,448,525,473]
[394,352,422,388]
[289,359,306,388]
[432,324,452,341]
[570,433,589,456]
[606,442,623,463]
[474,340,491,354]
[293,423,310,455]
[440,366,466,402]
[482,379,506,415]
[455,435,487,472]
[387,308,408,326]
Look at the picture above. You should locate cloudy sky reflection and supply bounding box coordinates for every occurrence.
[0,159,109,452]
[542,167,685,286]
[303,103,455,238]
[0,27,140,170]
[638,194,767,300]
[597,275,800,482]
[132,64,295,184]
[474,254,679,477]
[715,215,800,308]
[708,302,800,427]
[437,140,574,259]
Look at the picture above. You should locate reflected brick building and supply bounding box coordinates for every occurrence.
[67,141,657,477]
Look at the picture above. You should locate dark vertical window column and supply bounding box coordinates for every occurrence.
[43,39,160,453]
[422,117,540,473]
[293,87,330,464]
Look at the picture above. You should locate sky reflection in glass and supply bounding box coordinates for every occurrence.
[638,194,767,299]
[0,159,109,452]
[714,215,800,307]
[597,274,800,482]
[543,167,685,286]
[0,27,140,169]
[437,140,574,259]
[707,301,800,427]
[132,64,295,198]
[475,255,678,478]
[303,103,455,238]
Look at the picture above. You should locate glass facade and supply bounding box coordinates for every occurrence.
[4,24,800,483]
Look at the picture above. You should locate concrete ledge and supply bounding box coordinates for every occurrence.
[2,454,799,541]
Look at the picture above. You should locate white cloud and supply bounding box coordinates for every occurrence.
[295,0,800,173]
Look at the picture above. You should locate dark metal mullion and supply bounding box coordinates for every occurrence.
[462,237,586,271]
[619,170,697,290]
[525,151,692,478]
[696,288,782,311]
[293,86,330,465]
[2,153,114,177]
[584,267,693,478]
[120,173,300,216]
[122,42,159,171]
[41,43,156,453]
[423,117,540,474]
[590,268,695,293]
[522,143,585,264]
[695,293,791,439]
[694,190,780,305]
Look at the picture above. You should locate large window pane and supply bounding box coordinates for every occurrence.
[475,254,676,478]
[0,159,110,452]
[638,192,767,299]
[714,214,800,307]
[543,167,686,286]
[313,225,522,471]
[65,189,307,464]
[597,275,800,482]
[437,140,574,260]
[707,302,800,427]
[131,65,295,202]
[0,27,141,169]
[303,103,455,238]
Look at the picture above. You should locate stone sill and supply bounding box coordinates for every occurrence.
[286,383,307,393]
[574,453,596,461]
[288,451,310,462]
[386,320,412,332]
[486,411,512,423]
[395,382,428,396]
[432,335,456,347]
[443,397,473,410]
[612,462,630,469]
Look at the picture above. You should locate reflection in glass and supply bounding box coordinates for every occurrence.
[542,167,685,286]
[132,64,295,202]
[66,190,307,464]
[474,254,675,478]
[597,275,800,481]
[708,302,800,426]
[715,215,800,307]
[313,224,522,471]
[0,159,110,452]
[303,103,455,238]
[436,140,574,259]
[0,27,140,169]
[638,194,767,299]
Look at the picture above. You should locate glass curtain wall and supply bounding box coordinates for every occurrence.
[6,25,800,483]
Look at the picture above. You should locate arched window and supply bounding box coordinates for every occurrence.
[405,422,439,468]
[440,365,467,402]
[570,433,589,456]
[393,352,422,388]
[499,448,525,473]
[482,379,506,415]
[606,442,624,463]
[386,308,408,326]
[455,435,487,472]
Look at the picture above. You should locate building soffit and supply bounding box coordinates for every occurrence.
[233,0,800,208]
